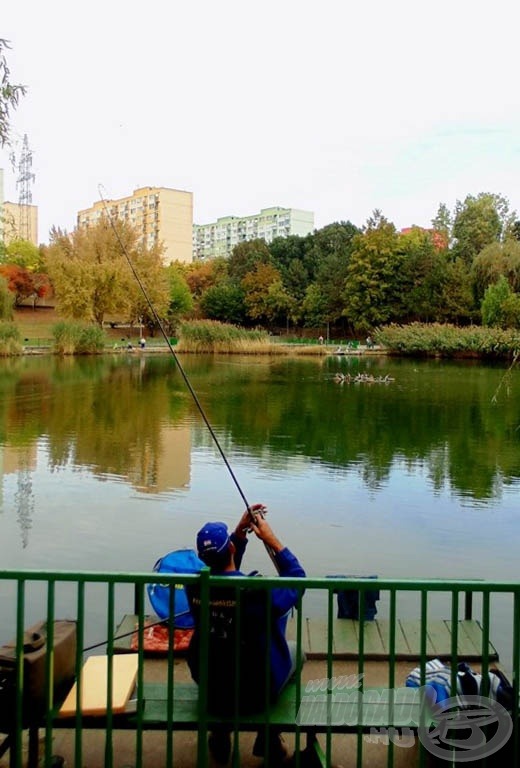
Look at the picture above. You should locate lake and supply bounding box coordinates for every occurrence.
[0,352,519,659]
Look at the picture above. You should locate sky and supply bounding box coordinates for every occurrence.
[2,0,520,245]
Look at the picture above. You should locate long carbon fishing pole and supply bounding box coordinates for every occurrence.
[98,186,279,571]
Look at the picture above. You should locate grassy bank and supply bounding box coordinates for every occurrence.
[13,308,154,349]
[12,311,330,356]
[16,310,518,360]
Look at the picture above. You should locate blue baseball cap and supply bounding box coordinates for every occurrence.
[196,522,230,560]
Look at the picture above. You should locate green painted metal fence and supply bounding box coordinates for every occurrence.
[0,570,518,767]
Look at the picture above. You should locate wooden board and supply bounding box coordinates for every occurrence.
[286,618,499,661]
[59,654,138,717]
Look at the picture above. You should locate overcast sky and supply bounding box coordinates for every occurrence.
[2,0,520,244]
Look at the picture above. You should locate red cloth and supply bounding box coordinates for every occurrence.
[130,624,193,652]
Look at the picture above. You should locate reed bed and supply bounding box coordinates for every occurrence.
[177,320,333,355]
[53,321,107,355]
[0,322,23,356]
[375,323,520,358]
[177,320,274,354]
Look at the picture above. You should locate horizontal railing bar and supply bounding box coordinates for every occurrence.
[1,570,520,593]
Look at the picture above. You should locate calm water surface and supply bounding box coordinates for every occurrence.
[0,353,519,658]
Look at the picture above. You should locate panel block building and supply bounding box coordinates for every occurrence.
[78,187,193,265]
[193,206,314,260]
[1,168,39,245]
[1,201,39,246]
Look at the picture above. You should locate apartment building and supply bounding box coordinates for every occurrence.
[193,206,314,260]
[77,186,193,264]
[1,201,39,246]
[0,169,39,246]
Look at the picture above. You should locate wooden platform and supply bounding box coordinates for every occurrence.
[114,615,498,662]
[286,617,499,662]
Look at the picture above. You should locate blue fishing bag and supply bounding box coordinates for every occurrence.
[147,549,205,628]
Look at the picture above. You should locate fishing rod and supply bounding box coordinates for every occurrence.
[83,618,166,653]
[98,186,280,572]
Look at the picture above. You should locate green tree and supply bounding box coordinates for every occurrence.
[481,275,514,327]
[3,239,43,271]
[269,234,313,300]
[199,282,246,324]
[342,211,402,331]
[471,240,520,301]
[437,258,474,323]
[166,263,194,328]
[46,217,167,327]
[510,220,520,242]
[301,283,329,328]
[227,239,272,283]
[452,193,514,265]
[282,256,309,303]
[501,293,520,328]
[265,279,298,328]
[307,222,359,327]
[306,222,358,274]
[431,203,452,248]
[242,262,285,324]
[0,39,26,147]
[126,249,171,333]
[398,228,446,321]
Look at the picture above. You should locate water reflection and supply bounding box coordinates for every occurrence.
[0,354,519,550]
[1,353,519,667]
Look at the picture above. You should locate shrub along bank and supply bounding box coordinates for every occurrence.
[0,322,23,356]
[374,323,520,358]
[52,322,107,354]
[4,314,520,359]
[176,320,276,354]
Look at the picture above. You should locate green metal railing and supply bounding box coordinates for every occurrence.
[0,571,518,768]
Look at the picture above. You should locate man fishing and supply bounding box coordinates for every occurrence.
[187,504,305,766]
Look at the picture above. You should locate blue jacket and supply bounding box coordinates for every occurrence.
[187,533,305,713]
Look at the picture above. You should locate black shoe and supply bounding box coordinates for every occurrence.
[208,730,232,765]
[253,731,288,764]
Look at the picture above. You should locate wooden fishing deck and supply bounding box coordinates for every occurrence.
[286,616,498,662]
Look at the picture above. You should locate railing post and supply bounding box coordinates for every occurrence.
[197,567,210,768]
[134,583,141,615]
[464,590,472,620]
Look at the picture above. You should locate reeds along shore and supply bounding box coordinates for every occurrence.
[374,322,520,359]
[3,316,520,358]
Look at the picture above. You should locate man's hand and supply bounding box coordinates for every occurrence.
[234,504,267,539]
[249,515,284,554]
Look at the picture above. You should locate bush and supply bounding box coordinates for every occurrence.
[0,322,23,356]
[52,321,107,355]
